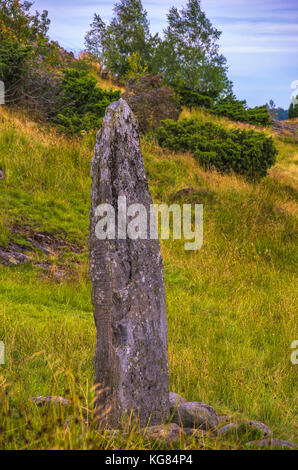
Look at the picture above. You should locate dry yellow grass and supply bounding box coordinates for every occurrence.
[179,106,275,136]
[95,75,124,93]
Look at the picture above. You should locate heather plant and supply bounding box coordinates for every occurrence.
[123,74,180,133]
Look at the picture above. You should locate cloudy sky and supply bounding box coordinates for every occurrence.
[32,0,298,108]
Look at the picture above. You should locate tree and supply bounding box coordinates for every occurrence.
[0,0,59,103]
[85,0,158,78]
[267,99,278,120]
[156,0,232,99]
[84,14,106,62]
[288,98,298,119]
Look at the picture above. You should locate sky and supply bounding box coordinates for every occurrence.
[31,0,298,108]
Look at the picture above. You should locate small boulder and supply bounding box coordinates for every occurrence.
[217,423,239,436]
[0,169,4,180]
[217,420,272,438]
[31,396,70,406]
[246,438,296,450]
[0,250,29,266]
[246,420,272,437]
[172,401,219,430]
[169,392,186,407]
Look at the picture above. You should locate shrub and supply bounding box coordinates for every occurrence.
[212,96,271,126]
[123,74,181,133]
[179,90,213,109]
[171,82,214,108]
[52,68,121,134]
[156,118,277,180]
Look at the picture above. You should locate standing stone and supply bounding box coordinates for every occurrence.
[89,99,169,427]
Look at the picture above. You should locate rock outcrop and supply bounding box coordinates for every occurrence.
[89,99,169,427]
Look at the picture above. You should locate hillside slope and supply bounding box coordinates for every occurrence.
[0,106,297,449]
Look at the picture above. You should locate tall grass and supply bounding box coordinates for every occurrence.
[0,106,297,449]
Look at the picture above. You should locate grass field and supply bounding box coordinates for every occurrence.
[0,106,297,449]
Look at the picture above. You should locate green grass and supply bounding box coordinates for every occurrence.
[0,106,297,449]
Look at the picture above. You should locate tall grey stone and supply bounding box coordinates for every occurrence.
[89,99,169,427]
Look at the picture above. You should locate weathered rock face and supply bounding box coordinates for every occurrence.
[89,98,169,427]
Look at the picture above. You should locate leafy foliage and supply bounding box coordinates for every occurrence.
[156,118,277,180]
[153,0,232,99]
[0,0,60,103]
[171,80,214,108]
[123,74,180,133]
[85,0,232,100]
[84,0,158,78]
[212,96,271,126]
[52,69,121,134]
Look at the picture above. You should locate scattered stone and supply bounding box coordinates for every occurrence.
[217,420,272,438]
[246,420,272,437]
[246,438,297,450]
[272,119,298,138]
[31,396,71,406]
[169,392,186,407]
[217,423,239,436]
[143,423,184,444]
[0,226,83,268]
[0,169,4,180]
[89,99,169,427]
[0,249,29,266]
[171,401,219,430]
[14,226,82,255]
[34,262,51,269]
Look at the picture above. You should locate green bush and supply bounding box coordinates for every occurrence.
[179,89,213,109]
[212,96,271,126]
[156,119,277,180]
[170,81,214,108]
[52,68,121,134]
